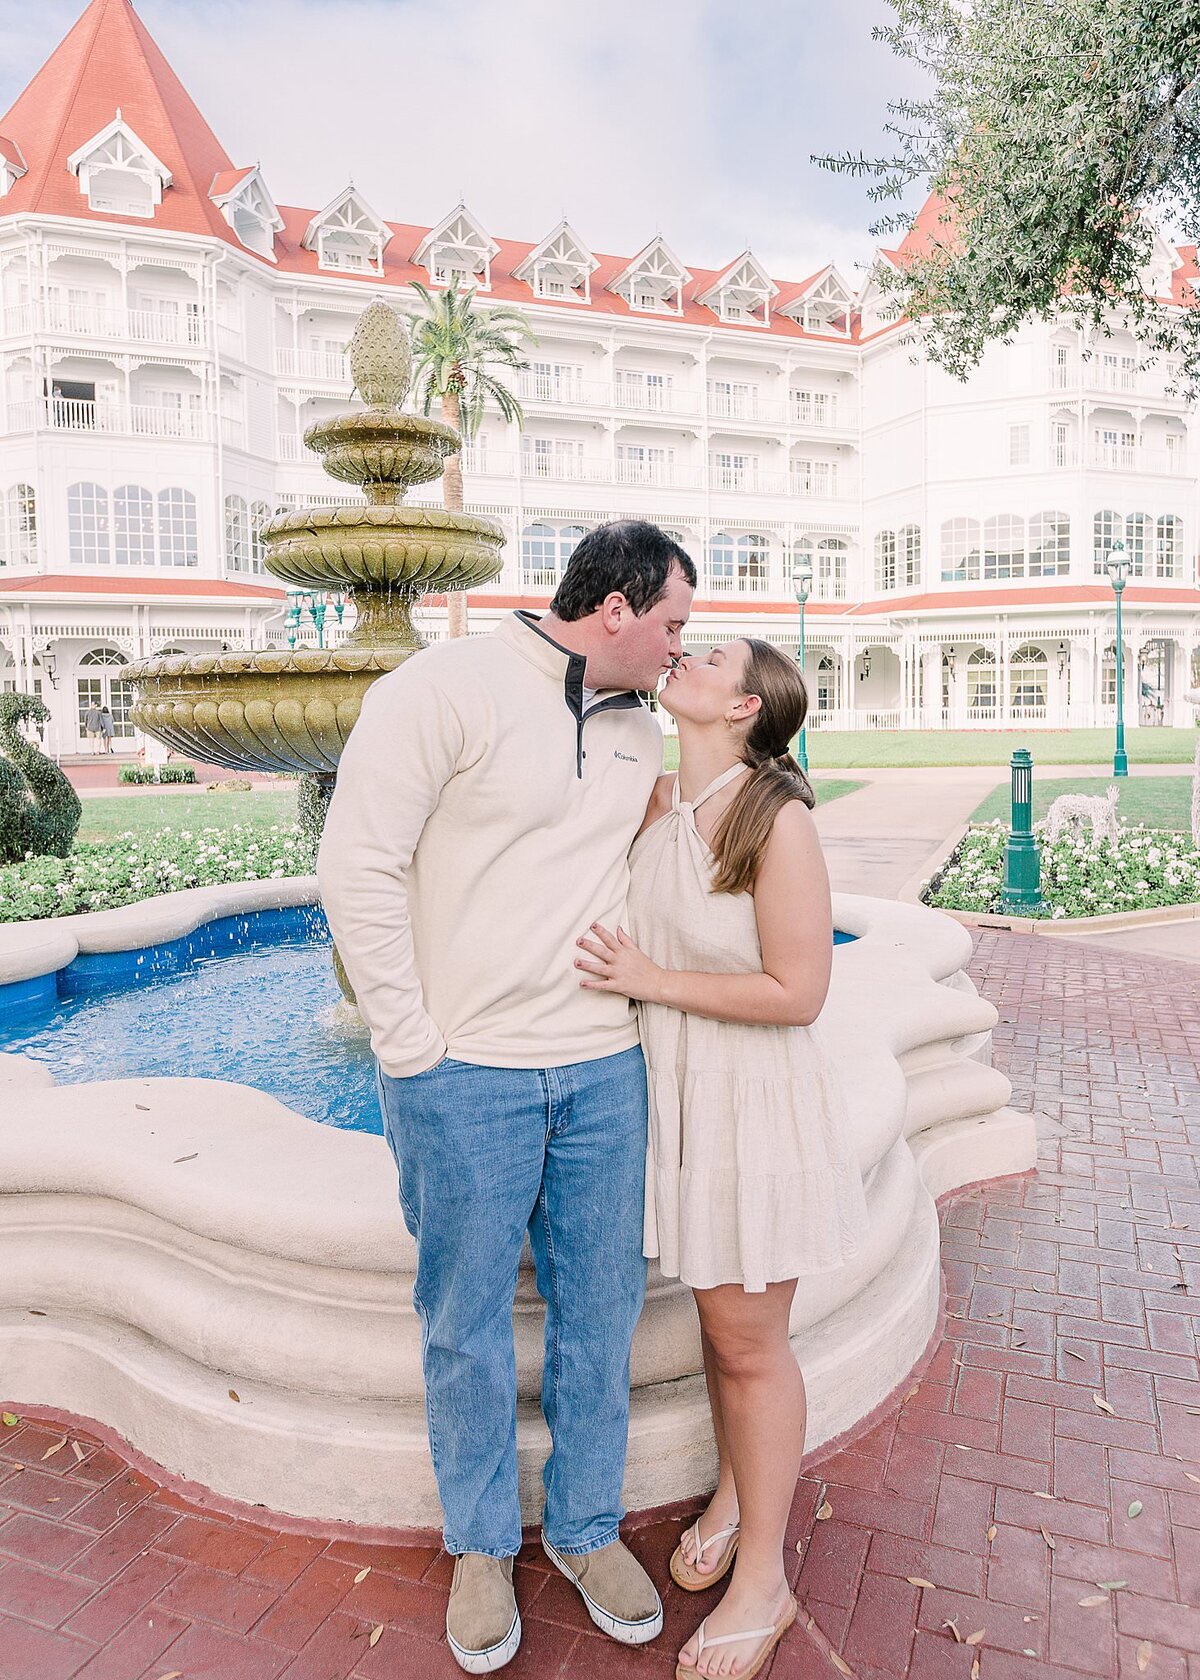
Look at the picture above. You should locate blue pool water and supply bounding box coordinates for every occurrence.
[0,912,856,1135]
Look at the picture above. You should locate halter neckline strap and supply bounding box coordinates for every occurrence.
[672,762,752,815]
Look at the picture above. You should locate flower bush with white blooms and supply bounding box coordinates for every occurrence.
[0,824,307,923]
[924,821,1200,919]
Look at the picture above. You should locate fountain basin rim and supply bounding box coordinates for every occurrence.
[123,648,408,681]
[303,410,460,451]
[261,504,505,539]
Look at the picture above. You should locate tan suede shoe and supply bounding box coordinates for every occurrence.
[541,1534,663,1644]
[446,1554,521,1674]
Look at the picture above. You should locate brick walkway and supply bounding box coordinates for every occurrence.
[1,931,1197,1680]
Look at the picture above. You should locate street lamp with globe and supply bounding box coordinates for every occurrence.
[1102,541,1130,778]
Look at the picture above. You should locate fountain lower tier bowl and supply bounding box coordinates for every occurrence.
[125,647,409,775]
[259,504,505,593]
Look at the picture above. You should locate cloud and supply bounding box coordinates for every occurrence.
[1,0,931,279]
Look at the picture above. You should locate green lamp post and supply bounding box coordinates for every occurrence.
[1103,541,1130,778]
[999,746,1045,913]
[794,560,813,774]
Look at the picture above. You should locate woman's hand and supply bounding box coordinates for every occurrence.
[576,923,665,1002]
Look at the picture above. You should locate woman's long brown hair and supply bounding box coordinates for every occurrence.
[708,639,815,895]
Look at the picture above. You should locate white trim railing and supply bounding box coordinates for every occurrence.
[5,397,209,439]
[276,348,350,381]
[38,302,206,345]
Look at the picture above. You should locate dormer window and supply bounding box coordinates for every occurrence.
[414,205,499,291]
[0,137,27,199]
[210,165,284,262]
[610,237,691,317]
[698,252,777,328]
[303,187,391,277]
[780,265,854,338]
[514,221,599,304]
[67,114,170,219]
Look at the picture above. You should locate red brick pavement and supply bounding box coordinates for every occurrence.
[1,930,1197,1680]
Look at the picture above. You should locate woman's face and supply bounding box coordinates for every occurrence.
[659,639,757,726]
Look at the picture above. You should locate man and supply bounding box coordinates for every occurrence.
[319,521,695,1673]
[82,701,103,754]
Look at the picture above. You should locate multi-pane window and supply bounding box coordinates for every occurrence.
[900,525,921,587]
[1124,511,1148,576]
[225,494,250,572]
[68,482,110,565]
[1008,424,1031,466]
[616,445,674,484]
[708,381,757,419]
[1155,514,1182,578]
[1094,427,1136,468]
[874,529,897,591]
[792,458,838,497]
[523,437,585,479]
[818,538,847,600]
[708,532,767,593]
[76,648,135,739]
[941,517,981,582]
[0,483,36,568]
[967,648,997,716]
[520,521,586,587]
[529,362,583,401]
[1010,645,1048,711]
[712,452,755,489]
[249,500,271,574]
[1093,509,1120,572]
[615,369,672,410]
[1028,510,1070,576]
[158,488,198,567]
[793,389,833,426]
[114,484,155,566]
[1050,343,1074,388]
[983,515,1025,579]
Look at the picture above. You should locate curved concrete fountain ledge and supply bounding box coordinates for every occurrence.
[0,884,1035,1528]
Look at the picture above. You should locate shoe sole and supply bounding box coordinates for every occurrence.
[446,1609,521,1673]
[541,1536,663,1645]
[669,1533,739,1592]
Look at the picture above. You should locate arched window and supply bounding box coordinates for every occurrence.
[559,524,587,569]
[816,652,837,712]
[1010,643,1048,711]
[967,646,997,716]
[1093,509,1120,574]
[1029,510,1070,576]
[68,482,110,565]
[1155,514,1182,578]
[738,533,768,592]
[113,484,155,567]
[158,488,198,568]
[817,537,846,600]
[224,494,249,572]
[899,525,921,588]
[789,537,814,586]
[709,532,735,591]
[1125,512,1148,576]
[874,529,896,591]
[941,517,981,582]
[984,515,1025,579]
[249,500,272,574]
[2,484,35,568]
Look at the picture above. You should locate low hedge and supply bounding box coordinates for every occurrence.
[117,763,197,786]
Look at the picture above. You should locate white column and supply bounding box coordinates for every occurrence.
[921,646,941,727]
[1068,638,1091,728]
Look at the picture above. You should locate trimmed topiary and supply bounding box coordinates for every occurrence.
[0,692,82,864]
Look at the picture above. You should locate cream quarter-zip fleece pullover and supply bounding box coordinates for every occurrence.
[317,611,664,1077]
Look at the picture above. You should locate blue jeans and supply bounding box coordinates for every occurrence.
[377,1045,648,1558]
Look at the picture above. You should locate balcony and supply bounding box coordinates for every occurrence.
[276,348,350,382]
[6,397,209,440]
[517,373,604,407]
[613,460,703,489]
[611,382,702,416]
[791,395,843,428]
[37,301,206,346]
[708,392,787,424]
[520,568,561,592]
[705,570,771,595]
[521,453,611,484]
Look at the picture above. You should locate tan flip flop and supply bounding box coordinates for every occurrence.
[669,1518,740,1592]
[675,1593,797,1680]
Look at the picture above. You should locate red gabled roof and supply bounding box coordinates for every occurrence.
[0,575,284,600]
[0,0,236,241]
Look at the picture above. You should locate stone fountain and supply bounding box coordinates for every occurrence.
[125,302,503,803]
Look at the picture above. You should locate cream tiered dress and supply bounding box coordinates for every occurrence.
[627,765,868,1293]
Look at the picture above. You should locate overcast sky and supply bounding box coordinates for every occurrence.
[0,0,932,283]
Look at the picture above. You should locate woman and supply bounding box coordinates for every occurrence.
[98,705,115,754]
[576,639,866,1680]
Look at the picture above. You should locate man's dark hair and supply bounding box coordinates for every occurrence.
[549,521,696,621]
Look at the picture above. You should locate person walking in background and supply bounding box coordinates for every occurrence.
[576,638,867,1680]
[98,705,115,754]
[82,701,103,754]
[319,522,695,1674]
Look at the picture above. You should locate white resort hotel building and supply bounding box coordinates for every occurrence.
[1,0,1199,758]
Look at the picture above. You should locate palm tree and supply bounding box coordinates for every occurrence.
[408,279,532,638]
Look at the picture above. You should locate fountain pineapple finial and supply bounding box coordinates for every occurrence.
[350,301,413,410]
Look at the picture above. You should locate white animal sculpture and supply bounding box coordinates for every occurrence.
[1043,785,1121,846]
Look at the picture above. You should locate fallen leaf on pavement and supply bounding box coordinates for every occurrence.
[1092,1394,1115,1415]
[1040,1527,1056,1549]
[815,1500,833,1521]
[907,1577,936,1589]
[987,1525,997,1542]
[1137,1642,1152,1672]
[354,1567,370,1584]
[40,1436,66,1461]
[369,1625,383,1648]
[1127,1500,1143,1519]
[965,1628,986,1645]
[943,1618,962,1643]
[1078,1595,1108,1607]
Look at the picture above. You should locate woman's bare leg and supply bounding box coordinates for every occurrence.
[679,1325,740,1575]
[678,1279,805,1677]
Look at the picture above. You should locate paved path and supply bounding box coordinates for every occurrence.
[815,769,1000,897]
[2,932,1196,1680]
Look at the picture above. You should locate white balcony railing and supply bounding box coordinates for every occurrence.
[521,453,611,483]
[791,395,842,428]
[705,571,770,595]
[40,301,206,345]
[611,382,702,416]
[4,397,209,440]
[520,568,561,592]
[613,460,703,489]
[708,393,787,423]
[276,348,350,381]
[517,373,603,406]
[710,466,790,494]
[277,433,304,461]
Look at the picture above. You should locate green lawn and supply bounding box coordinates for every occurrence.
[77,787,298,844]
[970,773,1194,832]
[801,727,1198,769]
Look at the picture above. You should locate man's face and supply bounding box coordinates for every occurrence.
[609,563,694,692]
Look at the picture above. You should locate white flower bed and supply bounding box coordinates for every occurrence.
[925,820,1200,918]
[0,825,308,923]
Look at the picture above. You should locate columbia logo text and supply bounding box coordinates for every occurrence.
[613,750,640,763]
